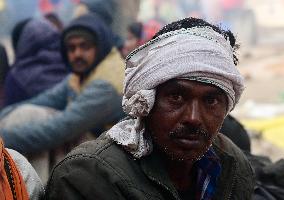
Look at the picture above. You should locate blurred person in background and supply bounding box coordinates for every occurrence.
[4,18,68,106]
[44,12,64,31]
[143,19,163,41]
[122,20,163,58]
[74,0,125,51]
[0,43,9,108]
[0,138,44,200]
[0,13,125,183]
[121,22,144,58]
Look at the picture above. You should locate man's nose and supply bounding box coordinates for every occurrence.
[181,100,202,126]
[74,47,82,57]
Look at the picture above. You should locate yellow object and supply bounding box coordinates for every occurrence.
[0,0,5,11]
[242,116,284,148]
[264,126,284,148]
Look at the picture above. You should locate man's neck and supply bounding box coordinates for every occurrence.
[79,73,88,84]
[164,157,196,191]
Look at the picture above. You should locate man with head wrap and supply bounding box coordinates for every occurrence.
[45,17,255,200]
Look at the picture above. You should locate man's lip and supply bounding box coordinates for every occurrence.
[74,62,85,65]
[173,136,201,149]
[172,134,200,140]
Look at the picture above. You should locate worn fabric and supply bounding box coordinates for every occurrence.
[4,19,68,106]
[107,117,152,158]
[7,149,44,200]
[0,139,29,200]
[45,133,255,200]
[107,26,245,158]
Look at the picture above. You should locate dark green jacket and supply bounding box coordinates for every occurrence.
[45,133,255,200]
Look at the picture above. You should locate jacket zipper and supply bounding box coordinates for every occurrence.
[148,175,180,200]
[226,161,237,200]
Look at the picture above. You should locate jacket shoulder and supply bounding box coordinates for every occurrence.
[46,134,154,199]
[49,133,138,184]
[213,134,253,175]
[213,133,250,166]
[66,133,118,158]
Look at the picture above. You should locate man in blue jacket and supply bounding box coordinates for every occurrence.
[0,13,125,156]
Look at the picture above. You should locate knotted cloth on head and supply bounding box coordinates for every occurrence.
[107,26,245,158]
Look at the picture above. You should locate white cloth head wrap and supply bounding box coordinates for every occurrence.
[107,26,245,158]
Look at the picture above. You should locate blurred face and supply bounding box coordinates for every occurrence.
[122,31,141,57]
[66,36,97,75]
[146,79,227,161]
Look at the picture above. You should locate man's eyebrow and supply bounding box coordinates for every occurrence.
[206,88,226,97]
[160,80,185,90]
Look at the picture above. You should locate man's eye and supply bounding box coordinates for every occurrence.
[206,97,218,105]
[81,43,92,50]
[169,94,183,102]
[67,46,75,52]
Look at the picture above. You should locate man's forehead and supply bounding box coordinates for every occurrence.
[66,35,88,43]
[156,79,229,108]
[65,28,96,46]
[158,78,226,92]
[65,35,97,49]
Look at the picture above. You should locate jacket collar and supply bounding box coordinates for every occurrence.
[140,148,180,200]
[211,139,237,199]
[139,139,237,200]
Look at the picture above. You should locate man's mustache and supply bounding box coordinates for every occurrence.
[169,126,210,140]
[71,58,87,65]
